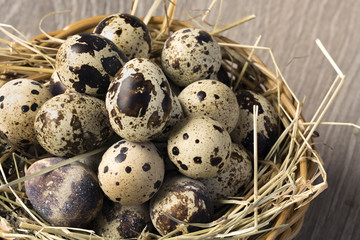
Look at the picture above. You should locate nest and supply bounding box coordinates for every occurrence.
[0,1,346,239]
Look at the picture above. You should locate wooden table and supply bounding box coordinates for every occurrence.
[1,0,359,239]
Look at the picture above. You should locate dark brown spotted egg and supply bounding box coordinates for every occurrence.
[106,58,173,142]
[94,13,151,59]
[98,140,165,205]
[178,79,239,133]
[94,198,150,239]
[199,143,253,201]
[55,33,128,96]
[0,79,52,146]
[231,90,279,159]
[34,92,112,157]
[150,175,213,236]
[167,116,232,179]
[24,157,103,227]
[161,28,222,87]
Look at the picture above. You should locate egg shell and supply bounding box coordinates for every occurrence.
[150,175,213,236]
[178,79,239,133]
[161,28,222,87]
[56,33,128,96]
[0,79,52,146]
[24,157,103,227]
[94,13,151,59]
[94,198,150,239]
[167,116,232,179]
[34,92,112,157]
[106,58,173,142]
[231,90,279,159]
[199,143,253,201]
[153,89,183,142]
[49,71,67,96]
[98,140,165,205]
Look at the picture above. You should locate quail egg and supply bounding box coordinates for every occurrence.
[34,92,112,157]
[98,139,165,205]
[56,33,128,96]
[150,174,213,236]
[94,198,150,239]
[161,28,222,87]
[231,90,279,159]
[106,58,173,142]
[24,157,103,227]
[199,143,253,201]
[167,116,232,179]
[178,79,239,133]
[94,13,151,59]
[0,79,52,146]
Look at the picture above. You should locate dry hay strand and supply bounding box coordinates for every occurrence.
[1,0,357,239]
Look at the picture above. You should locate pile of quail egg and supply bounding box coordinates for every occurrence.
[0,13,280,238]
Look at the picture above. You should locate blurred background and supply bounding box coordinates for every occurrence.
[0,0,359,239]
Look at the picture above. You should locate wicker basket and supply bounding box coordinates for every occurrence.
[0,15,326,240]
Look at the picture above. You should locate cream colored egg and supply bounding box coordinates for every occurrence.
[34,92,112,157]
[94,13,151,59]
[24,157,103,227]
[150,175,213,236]
[167,116,232,179]
[178,79,239,133]
[106,58,173,142]
[231,90,279,159]
[0,79,52,146]
[199,143,253,201]
[161,28,222,87]
[98,140,165,205]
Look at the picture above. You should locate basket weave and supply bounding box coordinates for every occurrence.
[0,15,322,240]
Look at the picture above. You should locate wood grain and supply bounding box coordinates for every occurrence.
[1,0,359,239]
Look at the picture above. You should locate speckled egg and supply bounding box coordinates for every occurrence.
[106,58,173,142]
[94,13,151,59]
[178,79,239,133]
[150,175,213,236]
[24,157,103,227]
[199,143,253,201]
[161,28,222,87]
[34,92,112,157]
[231,90,279,159]
[56,33,128,96]
[49,71,67,96]
[0,79,52,146]
[153,90,183,142]
[94,198,150,239]
[98,140,165,205]
[167,116,232,179]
